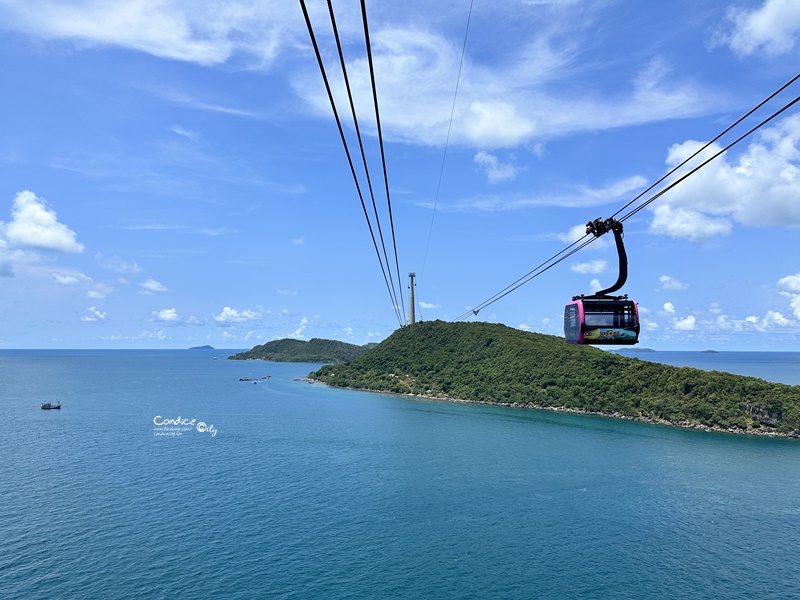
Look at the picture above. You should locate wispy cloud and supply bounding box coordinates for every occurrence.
[200,227,238,236]
[117,224,189,231]
[53,271,91,285]
[437,175,647,212]
[659,275,688,291]
[140,278,169,294]
[95,253,142,274]
[155,89,262,118]
[0,1,297,67]
[169,125,199,141]
[570,260,606,274]
[474,151,519,183]
[712,0,800,57]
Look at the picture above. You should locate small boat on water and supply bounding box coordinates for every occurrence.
[41,402,61,410]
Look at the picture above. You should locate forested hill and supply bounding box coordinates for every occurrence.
[228,338,371,363]
[310,320,800,436]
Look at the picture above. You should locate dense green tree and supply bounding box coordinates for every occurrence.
[229,338,373,363]
[310,321,800,435]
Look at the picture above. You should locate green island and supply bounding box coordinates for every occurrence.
[309,321,800,437]
[228,338,373,363]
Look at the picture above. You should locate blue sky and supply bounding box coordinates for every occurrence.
[1,0,800,350]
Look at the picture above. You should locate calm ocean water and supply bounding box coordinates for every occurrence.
[1,349,798,600]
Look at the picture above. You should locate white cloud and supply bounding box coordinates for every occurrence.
[53,272,90,285]
[153,308,180,322]
[647,300,800,338]
[295,10,714,151]
[659,275,687,291]
[2,190,84,252]
[648,114,800,240]
[714,0,800,56]
[214,306,262,324]
[778,273,800,318]
[673,315,696,330]
[292,237,305,246]
[556,223,610,249]
[419,301,440,309]
[785,293,800,320]
[763,310,792,327]
[140,278,168,293]
[2,1,718,152]
[474,151,519,183]
[589,278,602,293]
[87,282,112,299]
[648,204,732,242]
[286,316,309,339]
[778,273,800,293]
[0,1,294,67]
[558,223,590,244]
[570,260,606,274]
[81,306,106,322]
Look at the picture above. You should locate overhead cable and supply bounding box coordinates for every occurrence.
[324,0,404,322]
[359,0,406,323]
[458,75,800,319]
[421,0,476,281]
[299,0,405,327]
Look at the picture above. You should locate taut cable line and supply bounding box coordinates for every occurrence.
[299,0,405,326]
[325,0,404,322]
[458,76,800,320]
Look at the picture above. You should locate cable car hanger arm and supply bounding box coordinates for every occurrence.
[578,218,627,299]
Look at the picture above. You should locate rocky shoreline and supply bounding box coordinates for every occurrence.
[308,379,799,438]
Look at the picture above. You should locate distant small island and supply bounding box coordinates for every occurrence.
[309,321,800,437]
[615,347,656,353]
[701,350,719,353]
[189,345,215,350]
[229,338,375,363]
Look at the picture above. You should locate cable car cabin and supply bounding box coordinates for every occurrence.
[564,297,640,345]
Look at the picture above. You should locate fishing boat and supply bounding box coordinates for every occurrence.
[41,402,61,410]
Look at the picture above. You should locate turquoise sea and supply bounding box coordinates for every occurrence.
[1,349,799,599]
